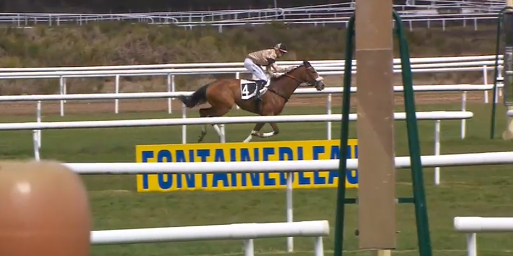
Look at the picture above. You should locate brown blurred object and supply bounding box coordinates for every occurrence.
[0,160,91,256]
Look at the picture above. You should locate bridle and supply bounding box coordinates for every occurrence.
[268,66,322,102]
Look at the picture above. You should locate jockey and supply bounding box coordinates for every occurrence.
[244,43,294,100]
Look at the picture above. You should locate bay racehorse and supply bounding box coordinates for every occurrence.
[177,60,326,143]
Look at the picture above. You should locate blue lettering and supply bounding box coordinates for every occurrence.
[175,150,186,162]
[240,148,251,161]
[328,170,339,185]
[253,148,260,161]
[347,170,358,184]
[141,174,149,189]
[157,150,172,162]
[158,174,173,190]
[175,173,196,189]
[197,149,210,162]
[212,173,229,187]
[140,151,154,189]
[262,147,275,161]
[202,173,208,187]
[298,172,310,185]
[278,147,294,185]
[157,150,172,186]
[330,145,340,159]
[179,173,195,188]
[297,147,303,160]
[189,150,195,162]
[249,173,260,186]
[313,171,325,184]
[142,151,154,162]
[262,147,275,186]
[214,149,225,162]
[263,173,276,186]
[313,146,325,160]
[229,149,237,186]
[230,149,237,161]
[312,145,326,185]
[241,172,247,186]
[278,147,294,160]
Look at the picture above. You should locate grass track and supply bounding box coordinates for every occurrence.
[1,103,513,256]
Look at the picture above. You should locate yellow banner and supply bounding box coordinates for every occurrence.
[136,139,358,192]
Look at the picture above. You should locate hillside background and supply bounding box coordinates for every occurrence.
[0,21,500,95]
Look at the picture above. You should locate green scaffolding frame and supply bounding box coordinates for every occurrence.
[333,10,433,256]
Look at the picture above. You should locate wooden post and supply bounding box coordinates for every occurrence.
[355,0,396,255]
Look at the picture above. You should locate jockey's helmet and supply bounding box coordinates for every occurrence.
[274,43,287,53]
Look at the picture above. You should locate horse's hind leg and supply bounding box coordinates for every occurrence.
[243,122,266,143]
[197,107,211,142]
[198,106,231,143]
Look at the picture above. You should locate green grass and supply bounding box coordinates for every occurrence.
[2,102,513,256]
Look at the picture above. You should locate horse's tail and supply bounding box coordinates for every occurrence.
[177,84,210,108]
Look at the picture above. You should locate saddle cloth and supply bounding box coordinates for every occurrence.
[239,79,269,100]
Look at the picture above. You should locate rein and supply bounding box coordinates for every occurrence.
[268,66,315,102]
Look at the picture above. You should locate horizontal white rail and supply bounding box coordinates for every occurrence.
[454,217,513,256]
[25,111,470,186]
[64,151,513,174]
[0,61,503,79]
[0,111,472,130]
[454,217,513,232]
[0,55,502,72]
[91,220,329,244]
[0,85,500,102]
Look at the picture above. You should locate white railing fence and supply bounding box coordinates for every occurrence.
[66,151,513,174]
[0,84,495,148]
[1,109,473,251]
[62,151,513,253]
[92,220,329,256]
[0,55,503,119]
[16,111,472,186]
[454,216,513,256]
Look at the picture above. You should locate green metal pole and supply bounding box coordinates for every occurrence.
[393,10,433,256]
[333,13,355,256]
[490,7,513,139]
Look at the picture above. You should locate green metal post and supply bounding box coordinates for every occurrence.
[393,11,432,256]
[333,10,433,256]
[333,13,355,256]
[490,7,513,139]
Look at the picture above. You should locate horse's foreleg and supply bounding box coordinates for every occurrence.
[243,122,266,143]
[256,122,279,138]
[261,122,280,137]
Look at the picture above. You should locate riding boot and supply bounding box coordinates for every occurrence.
[256,80,266,101]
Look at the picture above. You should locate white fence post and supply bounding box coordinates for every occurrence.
[483,65,488,104]
[326,94,332,140]
[434,120,441,185]
[115,75,120,114]
[167,74,172,114]
[236,72,240,110]
[59,76,65,116]
[461,91,467,139]
[453,216,513,256]
[182,103,187,144]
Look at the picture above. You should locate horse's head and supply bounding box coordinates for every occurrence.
[299,60,325,91]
